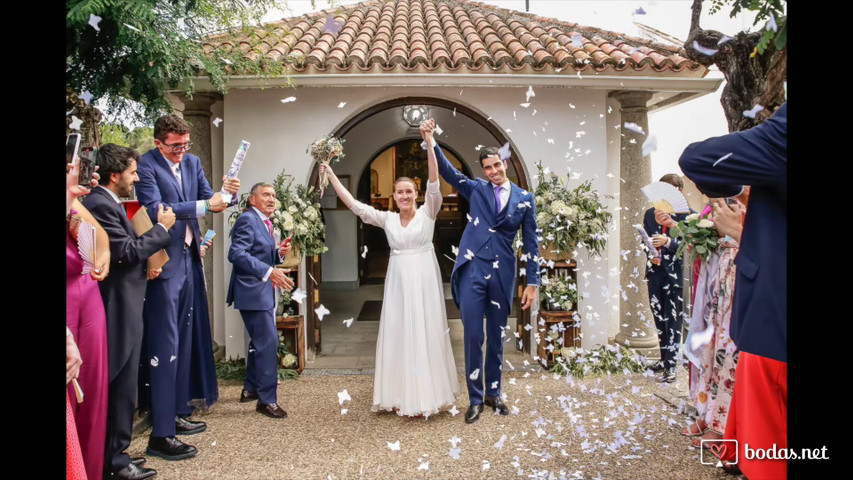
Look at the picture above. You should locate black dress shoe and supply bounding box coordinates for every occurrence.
[130,457,146,467]
[647,362,666,373]
[145,436,198,461]
[108,462,157,480]
[484,395,509,415]
[175,415,206,435]
[464,404,484,424]
[240,389,259,403]
[657,367,678,383]
[256,402,288,419]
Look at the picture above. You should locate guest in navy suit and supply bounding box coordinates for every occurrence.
[642,174,690,383]
[135,115,240,461]
[423,119,540,424]
[227,183,294,419]
[83,144,174,480]
[679,103,786,479]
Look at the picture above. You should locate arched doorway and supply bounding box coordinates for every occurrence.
[308,97,531,356]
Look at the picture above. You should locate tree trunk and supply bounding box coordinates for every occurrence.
[683,0,786,132]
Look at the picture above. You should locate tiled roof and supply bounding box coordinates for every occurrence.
[204,0,704,76]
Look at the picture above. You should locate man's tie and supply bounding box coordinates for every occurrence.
[264,218,274,238]
[172,163,193,247]
[494,185,503,214]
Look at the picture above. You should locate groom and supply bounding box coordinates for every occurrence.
[421,120,540,423]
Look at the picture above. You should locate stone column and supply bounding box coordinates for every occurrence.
[610,90,659,360]
[179,92,223,357]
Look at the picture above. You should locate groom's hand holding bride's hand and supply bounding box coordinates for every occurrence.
[520,285,537,310]
[419,118,436,147]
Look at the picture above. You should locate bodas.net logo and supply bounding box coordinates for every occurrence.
[700,439,737,466]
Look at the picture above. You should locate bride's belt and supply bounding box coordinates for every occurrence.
[390,244,434,256]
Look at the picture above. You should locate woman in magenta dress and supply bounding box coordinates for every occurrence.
[66,160,110,480]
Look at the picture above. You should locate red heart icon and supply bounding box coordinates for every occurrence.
[710,442,725,457]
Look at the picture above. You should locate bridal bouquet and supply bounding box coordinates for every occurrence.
[540,274,578,312]
[669,212,720,263]
[533,162,613,259]
[308,135,345,197]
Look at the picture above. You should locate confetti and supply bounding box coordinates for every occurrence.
[525,85,535,102]
[490,300,501,309]
[417,461,429,471]
[692,40,718,56]
[498,142,511,161]
[361,245,368,258]
[338,102,347,108]
[281,96,297,103]
[212,117,223,127]
[79,91,93,104]
[494,434,508,450]
[743,104,764,119]
[323,15,343,35]
[634,7,646,14]
[150,356,159,367]
[765,13,778,32]
[464,249,475,260]
[469,368,480,380]
[88,14,102,32]
[492,260,499,269]
[343,318,354,328]
[170,355,177,362]
[337,389,352,405]
[570,34,583,48]
[341,409,348,414]
[520,103,531,108]
[449,405,460,416]
[449,448,461,459]
[69,116,83,131]
[473,217,480,226]
[124,23,140,32]
[388,440,401,451]
[717,35,733,46]
[449,435,462,447]
[315,304,330,321]
[220,57,232,65]
[712,153,733,167]
[291,288,307,304]
[641,134,657,157]
[623,122,646,135]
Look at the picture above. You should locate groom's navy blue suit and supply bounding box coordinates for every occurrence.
[434,145,540,404]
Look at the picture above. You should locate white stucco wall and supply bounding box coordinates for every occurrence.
[216,85,623,356]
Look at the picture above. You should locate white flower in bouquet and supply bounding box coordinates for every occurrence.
[282,353,297,368]
[308,135,346,197]
[685,213,700,222]
[283,219,295,231]
[297,223,308,235]
[282,211,294,223]
[288,205,298,213]
[306,207,317,219]
[697,219,715,228]
[274,199,283,210]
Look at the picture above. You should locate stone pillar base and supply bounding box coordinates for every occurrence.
[610,335,660,363]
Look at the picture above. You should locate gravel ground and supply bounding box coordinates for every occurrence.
[128,370,741,480]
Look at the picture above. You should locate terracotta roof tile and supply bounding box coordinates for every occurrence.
[204,0,704,75]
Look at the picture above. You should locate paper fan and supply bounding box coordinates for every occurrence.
[641,181,690,214]
[77,220,97,275]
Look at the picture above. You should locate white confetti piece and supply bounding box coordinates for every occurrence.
[482,460,491,471]
[220,57,232,65]
[69,116,83,131]
[498,142,511,161]
[713,153,733,167]
[388,440,401,451]
[449,448,461,459]
[492,260,499,269]
[634,7,646,14]
[743,104,764,119]
[291,288,307,304]
[341,409,348,414]
[449,435,462,447]
[323,15,343,34]
[494,434,508,450]
[520,102,530,108]
[281,96,297,103]
[417,461,429,471]
[641,134,657,157]
[765,13,777,32]
[343,318,354,328]
[623,122,646,135]
[170,355,177,362]
[473,217,480,226]
[150,356,159,367]
[692,40,718,56]
[525,85,535,102]
[491,381,499,389]
[337,102,347,108]
[315,304,330,321]
[361,245,368,258]
[211,441,216,446]
[484,274,491,280]
[570,34,583,48]
[337,389,351,405]
[449,405,460,416]
[88,14,102,32]
[124,23,140,32]
[464,249,475,260]
[212,117,223,127]
[79,91,93,104]
[469,368,480,380]
[717,35,733,46]
[490,300,501,309]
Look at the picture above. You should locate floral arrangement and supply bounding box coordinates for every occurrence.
[228,169,328,258]
[540,274,578,311]
[308,135,345,197]
[277,331,299,379]
[550,344,647,378]
[669,212,720,263]
[533,162,613,259]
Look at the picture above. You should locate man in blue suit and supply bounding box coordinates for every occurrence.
[421,120,540,424]
[227,183,294,419]
[679,103,786,479]
[135,114,240,460]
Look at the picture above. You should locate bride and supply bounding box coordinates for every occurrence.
[320,124,459,417]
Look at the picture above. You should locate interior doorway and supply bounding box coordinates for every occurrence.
[356,139,472,284]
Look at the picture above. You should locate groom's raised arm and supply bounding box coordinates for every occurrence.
[433,145,476,200]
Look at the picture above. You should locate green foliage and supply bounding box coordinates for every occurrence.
[707,0,786,54]
[670,213,721,263]
[216,356,248,380]
[540,274,578,311]
[549,344,647,378]
[99,123,155,152]
[66,0,298,123]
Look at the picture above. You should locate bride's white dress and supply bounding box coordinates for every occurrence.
[350,179,460,416]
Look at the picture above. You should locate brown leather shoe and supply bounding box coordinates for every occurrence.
[256,402,287,419]
[240,389,259,403]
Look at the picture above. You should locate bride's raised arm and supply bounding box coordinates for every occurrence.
[321,163,388,229]
[320,164,356,209]
[421,119,442,220]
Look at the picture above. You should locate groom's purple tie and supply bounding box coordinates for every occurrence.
[494,185,502,213]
